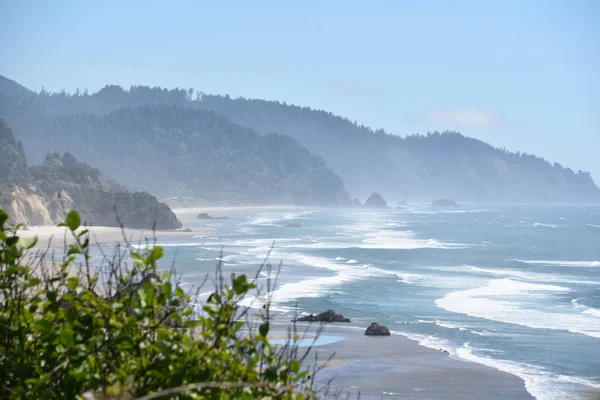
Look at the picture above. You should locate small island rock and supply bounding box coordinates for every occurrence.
[294,310,351,323]
[431,198,459,208]
[364,322,391,336]
[364,193,389,209]
[196,213,213,219]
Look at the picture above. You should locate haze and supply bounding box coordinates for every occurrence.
[1,0,598,179]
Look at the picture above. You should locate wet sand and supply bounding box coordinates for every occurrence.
[272,323,534,400]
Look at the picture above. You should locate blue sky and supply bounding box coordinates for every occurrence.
[1,0,599,179]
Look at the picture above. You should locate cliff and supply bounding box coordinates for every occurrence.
[0,120,181,229]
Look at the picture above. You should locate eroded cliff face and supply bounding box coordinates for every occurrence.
[6,186,53,226]
[2,185,181,230]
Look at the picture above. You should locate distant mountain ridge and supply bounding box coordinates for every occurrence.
[0,76,351,205]
[1,75,598,203]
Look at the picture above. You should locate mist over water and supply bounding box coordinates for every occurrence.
[158,204,600,400]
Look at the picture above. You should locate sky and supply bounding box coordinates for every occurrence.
[1,0,599,178]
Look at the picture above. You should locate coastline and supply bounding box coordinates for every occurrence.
[14,205,543,399]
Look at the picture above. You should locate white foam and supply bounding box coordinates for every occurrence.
[455,343,600,400]
[533,223,559,228]
[334,257,345,261]
[398,334,600,400]
[436,278,600,339]
[347,259,358,264]
[586,224,600,228]
[247,215,279,226]
[133,242,203,248]
[459,265,600,285]
[511,260,600,268]
[572,298,600,318]
[239,254,396,308]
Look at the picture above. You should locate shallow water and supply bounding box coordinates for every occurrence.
[157,204,600,400]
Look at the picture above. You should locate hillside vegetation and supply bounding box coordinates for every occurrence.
[1,75,598,203]
[0,77,350,205]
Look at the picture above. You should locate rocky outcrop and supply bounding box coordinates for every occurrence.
[293,310,350,323]
[3,185,181,230]
[364,322,391,336]
[196,213,213,219]
[352,198,362,207]
[364,193,389,208]
[431,198,459,208]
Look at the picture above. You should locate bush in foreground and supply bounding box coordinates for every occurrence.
[0,209,316,399]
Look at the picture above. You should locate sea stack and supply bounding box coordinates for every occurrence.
[431,198,459,208]
[364,193,389,209]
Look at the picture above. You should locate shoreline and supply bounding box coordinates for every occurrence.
[13,205,549,398]
[271,320,534,399]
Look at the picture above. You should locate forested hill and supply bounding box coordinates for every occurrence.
[0,88,351,205]
[0,120,181,229]
[1,75,598,203]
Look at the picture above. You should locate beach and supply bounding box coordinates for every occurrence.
[277,322,533,399]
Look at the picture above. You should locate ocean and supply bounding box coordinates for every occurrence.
[158,204,600,400]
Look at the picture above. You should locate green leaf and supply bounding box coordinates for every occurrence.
[5,236,18,247]
[65,210,81,231]
[0,209,8,226]
[259,322,269,337]
[34,320,52,334]
[149,246,164,263]
[67,277,79,290]
[232,274,249,295]
[162,281,172,298]
[18,236,37,249]
[67,245,81,256]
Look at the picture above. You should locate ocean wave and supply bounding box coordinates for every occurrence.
[572,298,600,318]
[334,257,345,261]
[247,215,279,226]
[347,259,358,264]
[458,265,600,285]
[239,254,396,308]
[133,242,203,248]
[399,334,600,400]
[435,278,600,339]
[455,343,600,400]
[533,222,560,228]
[586,224,600,228]
[416,319,467,331]
[511,259,600,267]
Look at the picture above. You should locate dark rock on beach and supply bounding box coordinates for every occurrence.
[364,322,391,336]
[294,309,351,323]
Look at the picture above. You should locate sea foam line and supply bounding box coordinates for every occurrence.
[435,278,600,339]
[510,259,600,267]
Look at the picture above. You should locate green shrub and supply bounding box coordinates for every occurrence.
[0,208,316,399]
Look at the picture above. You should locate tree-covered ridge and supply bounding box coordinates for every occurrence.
[0,91,351,205]
[1,75,598,203]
